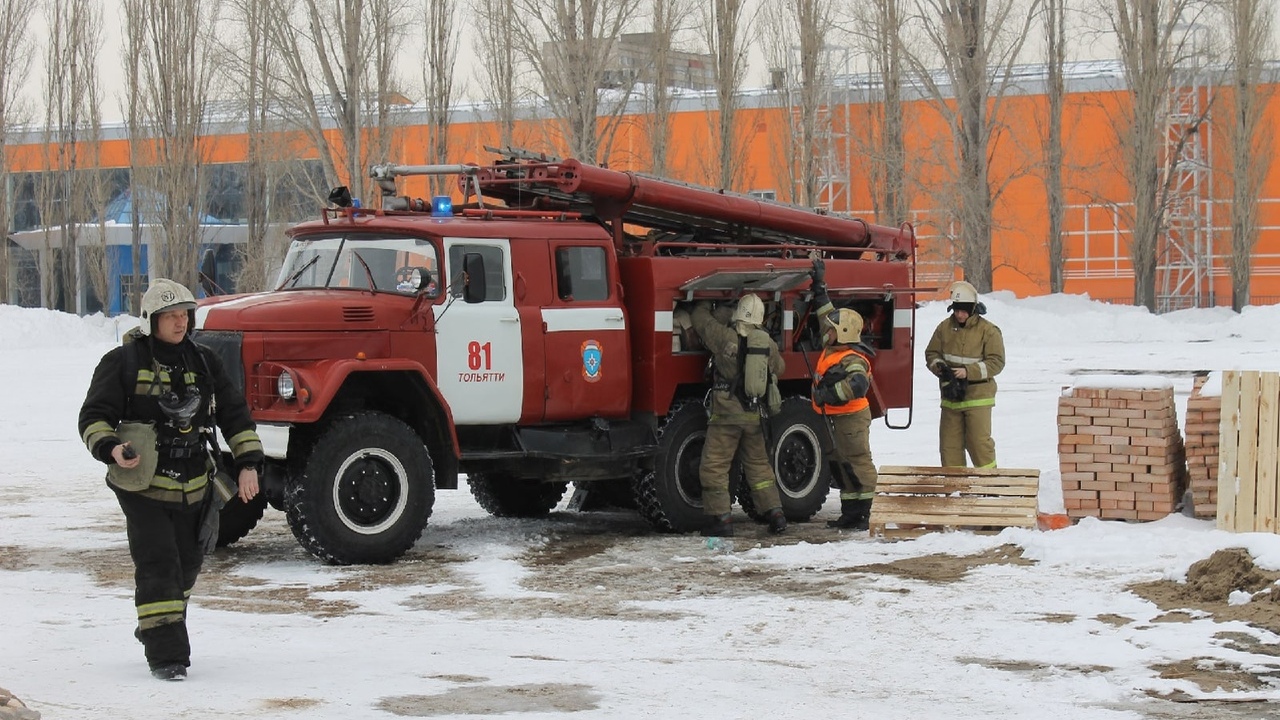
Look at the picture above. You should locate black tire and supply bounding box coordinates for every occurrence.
[633,400,709,533]
[284,412,434,565]
[468,474,567,517]
[216,493,269,547]
[766,396,832,521]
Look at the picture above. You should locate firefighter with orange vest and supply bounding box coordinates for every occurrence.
[809,260,878,530]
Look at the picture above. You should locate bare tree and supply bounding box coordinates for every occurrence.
[265,0,412,204]
[856,0,910,225]
[1043,0,1067,292]
[512,0,643,162]
[760,0,837,206]
[1222,0,1274,310]
[699,0,753,189]
[423,0,459,195]
[39,0,102,313]
[1107,0,1211,310]
[127,0,222,289]
[641,0,695,177]
[903,0,1040,291]
[471,0,524,149]
[0,0,35,305]
[122,0,146,312]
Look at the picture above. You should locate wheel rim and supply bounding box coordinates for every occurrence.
[773,424,822,499]
[673,431,705,507]
[331,448,410,534]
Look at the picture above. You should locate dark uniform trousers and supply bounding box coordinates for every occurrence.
[116,489,204,668]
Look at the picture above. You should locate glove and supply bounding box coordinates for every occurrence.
[941,374,968,402]
[813,384,841,407]
[931,360,949,377]
[848,374,869,400]
[810,258,827,297]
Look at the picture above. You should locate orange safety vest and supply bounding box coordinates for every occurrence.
[811,347,871,415]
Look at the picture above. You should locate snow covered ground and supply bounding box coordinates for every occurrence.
[2,294,1280,720]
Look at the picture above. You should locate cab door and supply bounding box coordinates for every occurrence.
[542,243,630,421]
[433,238,524,424]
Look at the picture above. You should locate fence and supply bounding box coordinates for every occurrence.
[1218,370,1280,534]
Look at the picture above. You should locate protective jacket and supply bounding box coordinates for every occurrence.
[691,302,784,425]
[79,330,264,506]
[811,345,874,415]
[924,314,1005,409]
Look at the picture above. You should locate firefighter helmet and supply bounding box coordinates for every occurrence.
[824,308,863,344]
[731,294,766,335]
[948,280,978,305]
[139,278,198,336]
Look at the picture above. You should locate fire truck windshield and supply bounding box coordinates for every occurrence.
[276,234,440,295]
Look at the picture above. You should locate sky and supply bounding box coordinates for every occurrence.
[3,292,1280,719]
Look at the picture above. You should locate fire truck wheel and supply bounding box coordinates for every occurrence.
[216,493,269,548]
[632,400,708,532]
[467,474,568,517]
[284,412,435,565]
[765,396,831,521]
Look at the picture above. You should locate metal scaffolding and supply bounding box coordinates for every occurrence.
[1156,23,1215,313]
[771,45,851,213]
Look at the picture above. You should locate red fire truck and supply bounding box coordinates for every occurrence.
[194,150,919,564]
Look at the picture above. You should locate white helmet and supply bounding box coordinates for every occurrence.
[824,308,864,344]
[948,280,978,305]
[731,294,766,335]
[139,278,197,336]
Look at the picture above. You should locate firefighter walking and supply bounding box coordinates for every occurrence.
[924,280,1006,468]
[809,261,879,530]
[79,279,264,681]
[690,295,788,537]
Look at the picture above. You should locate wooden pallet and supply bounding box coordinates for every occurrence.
[869,465,1041,538]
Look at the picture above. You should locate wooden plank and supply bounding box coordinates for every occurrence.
[875,497,1038,513]
[1219,370,1241,531]
[1237,371,1261,533]
[878,465,1039,478]
[1258,372,1279,534]
[875,482,1039,496]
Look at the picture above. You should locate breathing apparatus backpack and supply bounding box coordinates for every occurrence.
[740,329,782,415]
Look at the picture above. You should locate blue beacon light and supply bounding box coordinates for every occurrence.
[431,196,453,217]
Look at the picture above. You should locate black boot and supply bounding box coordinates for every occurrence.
[150,663,187,681]
[828,499,873,531]
[765,508,787,535]
[700,513,733,537]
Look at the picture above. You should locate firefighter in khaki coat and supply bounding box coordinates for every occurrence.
[690,295,787,537]
[924,280,1006,468]
[809,261,878,530]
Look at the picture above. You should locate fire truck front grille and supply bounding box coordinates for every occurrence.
[193,330,244,397]
[342,306,376,323]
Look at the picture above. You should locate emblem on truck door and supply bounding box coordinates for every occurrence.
[581,340,603,382]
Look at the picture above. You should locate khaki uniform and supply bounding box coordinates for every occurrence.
[690,302,785,517]
[924,313,1005,467]
[812,345,878,501]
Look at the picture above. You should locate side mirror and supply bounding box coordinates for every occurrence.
[462,253,487,303]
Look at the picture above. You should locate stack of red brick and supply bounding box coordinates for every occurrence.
[1183,374,1221,520]
[1058,382,1189,521]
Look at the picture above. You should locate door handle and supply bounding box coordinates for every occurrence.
[606,315,624,323]
[501,316,519,323]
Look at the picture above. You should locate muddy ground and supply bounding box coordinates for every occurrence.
[3,510,1279,719]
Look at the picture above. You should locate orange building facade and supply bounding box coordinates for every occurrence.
[7,65,1279,309]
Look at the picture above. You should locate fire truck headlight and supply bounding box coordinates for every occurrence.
[277,371,296,400]
[431,196,452,217]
